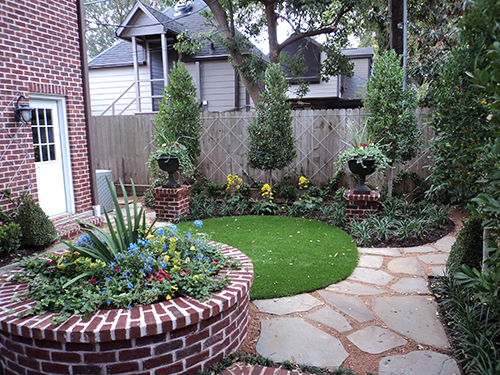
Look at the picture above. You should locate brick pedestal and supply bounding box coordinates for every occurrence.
[153,185,191,220]
[343,189,380,220]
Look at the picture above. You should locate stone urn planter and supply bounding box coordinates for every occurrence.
[0,244,253,375]
[157,155,180,188]
[348,158,376,194]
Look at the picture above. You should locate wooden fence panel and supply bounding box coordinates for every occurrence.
[92,108,434,192]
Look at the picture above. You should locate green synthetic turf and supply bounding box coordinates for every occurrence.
[177,216,358,300]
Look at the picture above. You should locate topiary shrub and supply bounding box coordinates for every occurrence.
[14,193,57,247]
[447,217,483,275]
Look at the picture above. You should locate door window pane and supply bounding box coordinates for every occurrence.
[31,108,56,163]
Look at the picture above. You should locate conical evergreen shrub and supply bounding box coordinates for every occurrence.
[15,193,57,247]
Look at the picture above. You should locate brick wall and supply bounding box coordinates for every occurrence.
[0,0,92,214]
[0,245,253,375]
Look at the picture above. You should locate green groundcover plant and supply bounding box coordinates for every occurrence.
[12,181,234,324]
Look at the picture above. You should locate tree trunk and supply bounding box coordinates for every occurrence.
[204,0,262,105]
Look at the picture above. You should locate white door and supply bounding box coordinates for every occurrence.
[31,99,68,216]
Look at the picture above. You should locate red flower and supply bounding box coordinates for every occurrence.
[82,283,87,287]
[89,279,97,284]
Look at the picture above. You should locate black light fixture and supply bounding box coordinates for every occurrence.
[14,95,34,124]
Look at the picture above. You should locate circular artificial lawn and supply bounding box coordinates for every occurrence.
[177,216,358,300]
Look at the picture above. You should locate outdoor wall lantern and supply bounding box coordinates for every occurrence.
[14,95,34,124]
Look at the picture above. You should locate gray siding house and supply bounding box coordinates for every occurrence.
[89,0,260,115]
[88,1,373,115]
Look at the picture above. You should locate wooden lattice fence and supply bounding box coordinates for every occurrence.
[92,108,434,192]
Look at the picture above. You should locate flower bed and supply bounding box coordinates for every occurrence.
[0,244,253,375]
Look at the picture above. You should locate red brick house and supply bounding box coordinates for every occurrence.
[0,0,97,218]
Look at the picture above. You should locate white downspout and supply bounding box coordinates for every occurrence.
[132,36,141,113]
[161,33,169,87]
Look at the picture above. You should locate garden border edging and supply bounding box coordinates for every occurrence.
[0,243,253,375]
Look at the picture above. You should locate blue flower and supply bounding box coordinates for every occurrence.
[156,228,165,236]
[102,290,106,294]
[169,224,178,232]
[194,220,203,228]
[127,283,134,289]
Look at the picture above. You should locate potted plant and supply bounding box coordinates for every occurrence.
[337,127,391,194]
[149,141,194,188]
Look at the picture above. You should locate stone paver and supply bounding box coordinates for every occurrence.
[378,350,461,375]
[390,278,429,294]
[418,254,449,265]
[347,326,407,354]
[253,293,323,315]
[431,266,447,276]
[372,296,451,349]
[358,255,384,269]
[306,307,353,333]
[326,280,387,295]
[318,290,375,322]
[256,318,349,369]
[348,267,394,285]
[358,247,401,257]
[403,245,437,253]
[387,257,424,275]
[434,236,455,252]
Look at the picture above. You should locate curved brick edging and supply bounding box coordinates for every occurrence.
[0,244,253,375]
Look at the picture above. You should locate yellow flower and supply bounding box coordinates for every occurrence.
[164,255,170,262]
[170,286,178,293]
[193,275,199,279]
[166,295,172,300]
[481,99,488,105]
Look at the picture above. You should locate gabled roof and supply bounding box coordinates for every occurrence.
[115,1,183,40]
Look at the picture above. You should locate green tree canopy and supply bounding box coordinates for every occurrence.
[169,0,370,104]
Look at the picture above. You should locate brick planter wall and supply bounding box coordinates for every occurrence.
[153,186,192,221]
[0,244,253,375]
[343,189,380,220]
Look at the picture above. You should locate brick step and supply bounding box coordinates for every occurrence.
[52,214,104,240]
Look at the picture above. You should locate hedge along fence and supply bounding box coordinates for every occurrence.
[92,108,434,192]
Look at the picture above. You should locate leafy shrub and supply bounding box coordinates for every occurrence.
[0,222,22,253]
[253,201,279,215]
[292,194,323,215]
[206,181,226,198]
[247,63,296,174]
[280,184,298,203]
[447,217,483,275]
[14,193,56,247]
[152,61,202,164]
[307,186,323,198]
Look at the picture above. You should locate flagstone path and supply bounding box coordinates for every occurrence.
[223,234,461,375]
